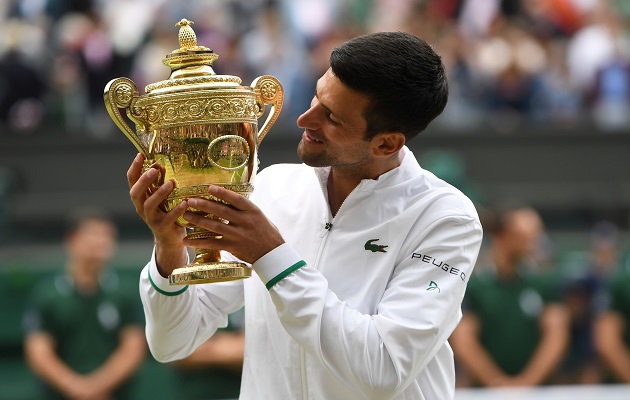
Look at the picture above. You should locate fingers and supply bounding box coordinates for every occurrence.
[180,186,284,263]
[129,167,158,218]
[143,179,173,214]
[209,185,250,211]
[186,185,257,225]
[149,199,188,241]
[150,161,166,187]
[127,153,145,189]
[129,165,181,226]
[183,210,232,235]
[187,196,241,224]
[143,180,188,228]
[126,155,188,249]
[182,196,242,250]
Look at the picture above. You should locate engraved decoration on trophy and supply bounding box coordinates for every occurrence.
[104,19,283,285]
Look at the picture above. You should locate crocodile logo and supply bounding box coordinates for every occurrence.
[364,239,388,253]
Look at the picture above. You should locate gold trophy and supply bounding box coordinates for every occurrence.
[104,19,283,285]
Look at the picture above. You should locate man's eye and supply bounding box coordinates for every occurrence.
[326,113,340,125]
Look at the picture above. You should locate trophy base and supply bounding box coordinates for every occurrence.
[169,262,251,285]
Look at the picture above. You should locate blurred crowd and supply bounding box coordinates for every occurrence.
[1,0,630,136]
[452,205,630,388]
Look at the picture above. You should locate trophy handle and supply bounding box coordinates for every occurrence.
[252,75,284,145]
[104,77,150,156]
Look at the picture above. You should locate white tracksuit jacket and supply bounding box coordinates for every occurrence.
[140,147,483,399]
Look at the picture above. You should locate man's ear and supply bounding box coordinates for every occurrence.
[372,132,406,157]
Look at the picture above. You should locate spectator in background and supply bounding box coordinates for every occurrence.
[450,206,570,387]
[588,28,630,132]
[566,0,621,95]
[171,309,245,400]
[0,19,46,132]
[594,242,630,383]
[473,15,551,131]
[556,221,621,384]
[23,209,146,400]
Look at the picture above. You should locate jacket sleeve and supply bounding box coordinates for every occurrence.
[253,215,482,399]
[139,248,245,363]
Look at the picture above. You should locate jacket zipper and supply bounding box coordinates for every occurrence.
[300,180,363,399]
[302,216,332,400]
[316,173,363,238]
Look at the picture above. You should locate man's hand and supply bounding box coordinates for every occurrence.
[25,332,112,400]
[182,185,285,264]
[127,153,187,244]
[127,153,188,276]
[60,375,112,400]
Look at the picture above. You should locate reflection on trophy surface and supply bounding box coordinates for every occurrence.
[104,19,284,285]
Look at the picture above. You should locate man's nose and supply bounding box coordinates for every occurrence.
[297,103,320,130]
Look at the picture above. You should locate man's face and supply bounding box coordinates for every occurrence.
[503,210,543,261]
[66,219,117,266]
[296,68,374,170]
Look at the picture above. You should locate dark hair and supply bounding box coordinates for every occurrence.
[481,203,538,236]
[329,31,448,141]
[64,207,113,238]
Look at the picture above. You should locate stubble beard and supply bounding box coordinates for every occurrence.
[297,138,373,177]
[297,138,330,167]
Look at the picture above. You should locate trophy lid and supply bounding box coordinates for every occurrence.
[145,19,242,94]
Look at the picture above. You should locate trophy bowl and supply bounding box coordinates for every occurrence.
[104,19,283,285]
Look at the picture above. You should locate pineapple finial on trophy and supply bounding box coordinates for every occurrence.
[160,18,217,74]
[176,18,197,50]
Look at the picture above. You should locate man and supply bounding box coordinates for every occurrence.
[24,210,146,399]
[450,206,570,387]
[170,310,245,400]
[594,269,630,383]
[557,221,620,384]
[129,32,482,399]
